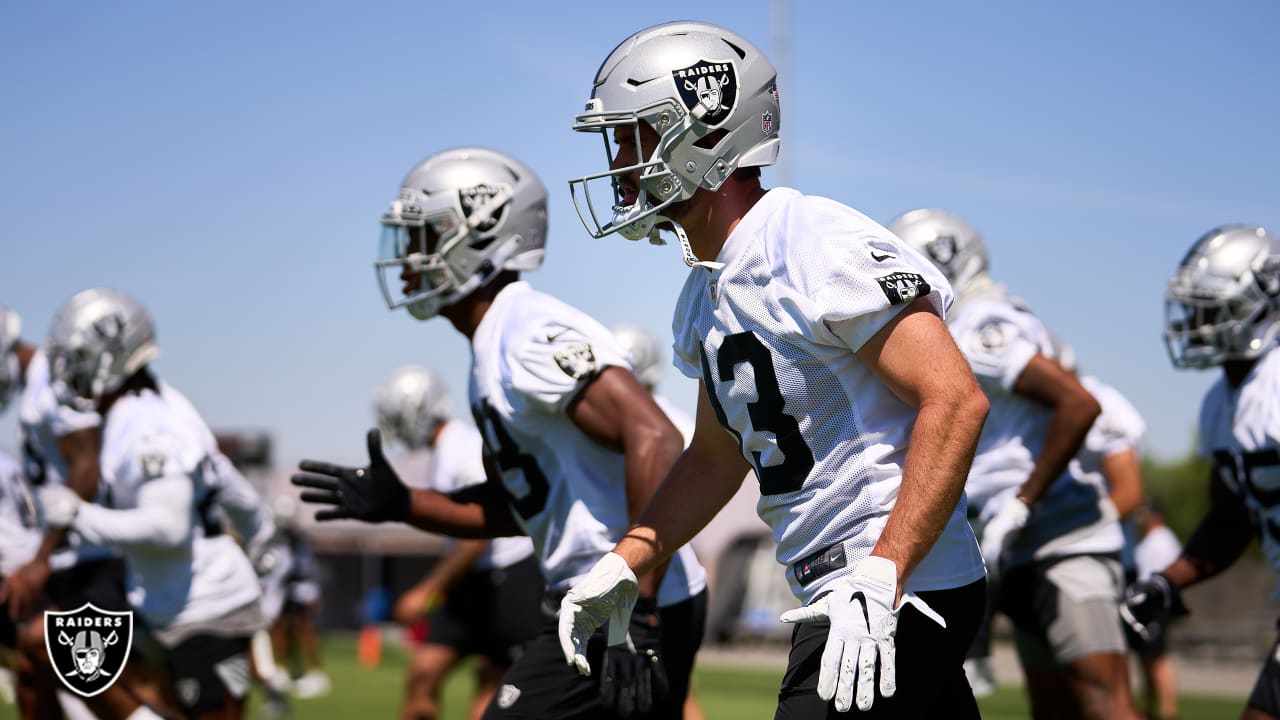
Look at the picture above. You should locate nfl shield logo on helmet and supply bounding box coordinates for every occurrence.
[761,112,774,133]
[672,59,739,127]
[44,604,134,698]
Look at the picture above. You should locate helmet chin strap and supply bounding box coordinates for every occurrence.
[666,219,724,271]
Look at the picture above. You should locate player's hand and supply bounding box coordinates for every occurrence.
[393,583,441,627]
[1120,573,1187,644]
[38,485,82,528]
[558,552,639,677]
[292,429,410,523]
[980,493,1030,569]
[0,558,52,621]
[779,556,945,713]
[599,597,669,718]
[248,535,289,578]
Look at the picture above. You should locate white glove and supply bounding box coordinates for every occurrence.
[779,556,945,713]
[979,493,1030,568]
[558,552,639,677]
[39,485,82,528]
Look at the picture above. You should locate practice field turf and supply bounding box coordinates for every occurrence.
[0,634,1248,719]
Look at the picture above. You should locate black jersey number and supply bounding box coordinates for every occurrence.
[702,331,814,496]
[1213,448,1280,545]
[475,400,549,520]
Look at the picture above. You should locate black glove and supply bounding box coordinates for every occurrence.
[1120,573,1188,645]
[598,597,669,718]
[292,429,410,523]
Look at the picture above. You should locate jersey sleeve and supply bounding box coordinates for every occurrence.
[118,429,202,490]
[802,211,953,353]
[952,307,1041,391]
[508,319,630,415]
[43,392,100,438]
[1085,381,1146,457]
[671,271,707,380]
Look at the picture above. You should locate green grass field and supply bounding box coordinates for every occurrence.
[0,635,1248,719]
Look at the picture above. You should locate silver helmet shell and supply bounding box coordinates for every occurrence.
[45,289,158,412]
[611,323,664,389]
[570,21,780,241]
[377,147,548,320]
[0,306,21,412]
[887,208,990,297]
[1165,225,1280,369]
[374,365,452,449]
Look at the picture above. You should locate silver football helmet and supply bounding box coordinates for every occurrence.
[611,323,664,389]
[374,365,452,448]
[45,289,158,412]
[1165,225,1280,369]
[887,208,990,297]
[377,147,548,320]
[570,21,780,252]
[0,305,22,412]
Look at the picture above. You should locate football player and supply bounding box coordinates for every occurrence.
[37,288,265,720]
[1123,225,1280,720]
[890,209,1139,719]
[0,306,47,719]
[0,303,168,720]
[292,147,707,720]
[377,365,541,720]
[556,22,989,718]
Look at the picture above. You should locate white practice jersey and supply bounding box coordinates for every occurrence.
[17,349,112,569]
[949,290,1122,566]
[0,452,40,574]
[97,387,261,630]
[1198,342,1280,599]
[1075,376,1145,477]
[1135,525,1182,582]
[469,281,705,604]
[672,187,984,604]
[415,419,534,571]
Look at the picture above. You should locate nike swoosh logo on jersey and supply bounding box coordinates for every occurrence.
[871,251,894,262]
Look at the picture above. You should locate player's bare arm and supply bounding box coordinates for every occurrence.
[857,296,989,593]
[1102,447,1144,519]
[566,365,684,595]
[1160,469,1255,589]
[394,539,489,625]
[613,381,751,576]
[1011,353,1101,505]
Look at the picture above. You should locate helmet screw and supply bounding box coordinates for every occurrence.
[659,113,671,127]
[685,161,697,173]
[660,180,673,193]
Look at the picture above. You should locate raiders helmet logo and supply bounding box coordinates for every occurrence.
[553,343,597,380]
[92,314,125,343]
[672,60,738,127]
[459,183,510,234]
[1256,256,1280,298]
[44,604,134,698]
[927,234,959,266]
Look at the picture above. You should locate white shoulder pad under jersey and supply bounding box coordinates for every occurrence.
[99,389,260,629]
[1198,343,1280,598]
[0,451,40,574]
[671,188,983,604]
[1077,376,1146,475]
[469,282,704,603]
[948,299,1121,564]
[17,349,110,569]
[430,419,533,571]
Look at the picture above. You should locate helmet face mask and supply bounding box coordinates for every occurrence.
[1164,225,1280,369]
[377,148,547,321]
[570,22,780,247]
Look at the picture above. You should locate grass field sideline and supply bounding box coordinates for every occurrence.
[0,634,1248,719]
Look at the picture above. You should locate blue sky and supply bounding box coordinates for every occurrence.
[2,1,1277,466]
